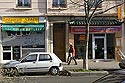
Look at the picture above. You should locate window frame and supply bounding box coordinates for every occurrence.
[15,0,32,9]
[52,0,67,8]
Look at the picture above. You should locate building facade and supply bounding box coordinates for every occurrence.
[46,0,124,62]
[0,0,124,63]
[0,0,47,63]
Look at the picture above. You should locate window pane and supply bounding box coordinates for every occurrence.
[53,0,58,7]
[7,31,12,36]
[3,46,11,50]
[24,54,37,62]
[17,0,31,8]
[18,0,23,6]
[60,0,65,7]
[3,52,11,60]
[39,54,51,61]
[24,0,30,6]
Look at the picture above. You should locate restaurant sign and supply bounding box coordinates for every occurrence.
[70,26,121,33]
[2,17,38,24]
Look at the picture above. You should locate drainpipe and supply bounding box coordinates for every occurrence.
[122,21,125,54]
[50,23,53,53]
[0,23,2,63]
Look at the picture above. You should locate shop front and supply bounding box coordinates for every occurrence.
[1,17,45,63]
[69,17,122,60]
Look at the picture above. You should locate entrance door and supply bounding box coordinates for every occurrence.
[53,23,66,62]
[93,35,107,59]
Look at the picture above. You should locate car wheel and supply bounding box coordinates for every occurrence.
[1,68,7,76]
[9,68,19,76]
[50,67,59,75]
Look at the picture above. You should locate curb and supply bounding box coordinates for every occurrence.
[68,71,109,76]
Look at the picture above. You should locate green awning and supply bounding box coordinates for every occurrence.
[2,24,45,31]
[69,19,122,26]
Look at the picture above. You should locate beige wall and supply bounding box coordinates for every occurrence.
[47,0,121,16]
[0,0,46,16]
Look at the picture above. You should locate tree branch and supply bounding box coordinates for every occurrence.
[94,0,124,16]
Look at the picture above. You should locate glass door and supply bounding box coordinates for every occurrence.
[92,35,107,59]
[95,38,104,59]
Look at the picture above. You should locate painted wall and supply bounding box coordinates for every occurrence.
[0,0,46,16]
[47,0,121,15]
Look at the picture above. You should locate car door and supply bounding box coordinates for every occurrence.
[36,54,53,72]
[17,54,37,73]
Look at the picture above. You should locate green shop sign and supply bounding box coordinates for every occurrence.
[2,24,45,31]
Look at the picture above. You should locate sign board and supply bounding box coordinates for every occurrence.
[2,17,38,24]
[70,26,121,33]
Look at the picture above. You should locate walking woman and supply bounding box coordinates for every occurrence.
[67,43,77,65]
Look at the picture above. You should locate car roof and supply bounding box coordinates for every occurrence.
[29,52,52,54]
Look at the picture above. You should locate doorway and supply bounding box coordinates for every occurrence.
[92,34,107,59]
[53,23,66,62]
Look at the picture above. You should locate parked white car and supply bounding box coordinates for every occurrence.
[1,52,63,76]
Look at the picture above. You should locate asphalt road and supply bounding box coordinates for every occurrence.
[0,75,102,83]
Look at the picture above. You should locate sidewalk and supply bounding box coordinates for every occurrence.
[63,59,121,70]
[62,59,121,76]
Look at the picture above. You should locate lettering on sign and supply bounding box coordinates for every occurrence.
[2,17,38,23]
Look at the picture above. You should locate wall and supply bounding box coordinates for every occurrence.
[0,0,46,16]
[47,0,119,15]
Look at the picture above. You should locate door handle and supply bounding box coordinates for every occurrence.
[102,48,104,50]
[33,61,36,63]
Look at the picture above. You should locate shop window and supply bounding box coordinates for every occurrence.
[74,34,86,59]
[3,52,11,60]
[7,31,12,37]
[17,0,31,8]
[52,0,67,8]
[6,31,22,37]
[13,46,20,60]
[3,46,11,50]
[107,34,115,59]
[22,31,30,35]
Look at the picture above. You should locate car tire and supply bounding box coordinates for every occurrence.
[9,68,19,76]
[119,63,125,69]
[49,67,59,75]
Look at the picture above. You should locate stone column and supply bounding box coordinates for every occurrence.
[50,23,53,53]
[45,18,49,52]
[66,21,69,62]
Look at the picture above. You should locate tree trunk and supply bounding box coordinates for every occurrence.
[83,22,89,70]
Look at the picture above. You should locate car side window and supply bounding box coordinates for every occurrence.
[39,54,52,61]
[21,54,37,62]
